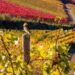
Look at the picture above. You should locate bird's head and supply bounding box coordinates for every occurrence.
[23,23,28,27]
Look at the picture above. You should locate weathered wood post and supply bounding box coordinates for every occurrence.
[68,54,75,75]
[68,43,75,75]
[22,23,30,64]
[63,4,75,22]
[22,33,30,64]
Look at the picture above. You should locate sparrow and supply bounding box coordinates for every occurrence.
[23,23,30,35]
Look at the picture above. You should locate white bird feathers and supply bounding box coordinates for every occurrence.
[23,23,30,35]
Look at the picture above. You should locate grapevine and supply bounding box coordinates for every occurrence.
[0,29,75,75]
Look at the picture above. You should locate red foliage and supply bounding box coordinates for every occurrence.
[60,18,68,23]
[0,0,68,23]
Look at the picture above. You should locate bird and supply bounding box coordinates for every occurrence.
[23,23,30,35]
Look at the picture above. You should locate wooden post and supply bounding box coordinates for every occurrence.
[64,4,75,22]
[22,33,30,64]
[68,54,75,75]
[71,54,75,63]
